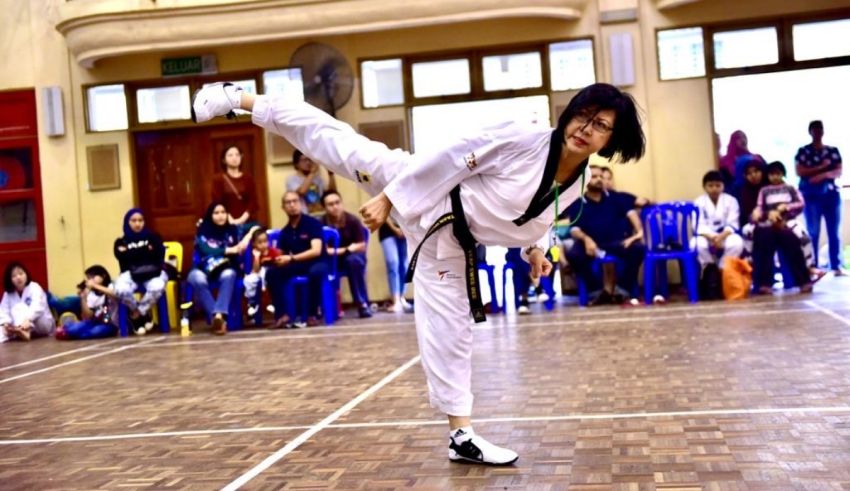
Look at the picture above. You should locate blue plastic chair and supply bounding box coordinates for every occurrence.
[118,285,170,337]
[642,202,700,304]
[185,250,244,330]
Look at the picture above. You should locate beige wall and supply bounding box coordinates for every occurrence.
[2,0,848,296]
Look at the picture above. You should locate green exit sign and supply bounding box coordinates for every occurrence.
[161,55,218,77]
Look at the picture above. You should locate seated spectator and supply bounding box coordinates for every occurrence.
[563,165,645,305]
[287,149,337,216]
[600,166,650,208]
[188,202,257,335]
[379,219,412,313]
[113,208,168,335]
[751,162,813,293]
[321,190,372,319]
[265,191,327,328]
[693,171,743,270]
[739,159,768,231]
[56,265,119,340]
[719,130,763,195]
[244,229,283,319]
[0,262,54,342]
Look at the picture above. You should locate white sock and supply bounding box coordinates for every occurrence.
[450,426,474,443]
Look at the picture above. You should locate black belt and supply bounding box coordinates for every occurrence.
[404,186,486,323]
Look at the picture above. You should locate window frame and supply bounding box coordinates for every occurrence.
[655,8,850,82]
[654,25,708,82]
[358,56,406,109]
[357,36,596,110]
[82,83,131,134]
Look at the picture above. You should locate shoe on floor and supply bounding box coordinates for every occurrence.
[448,428,518,466]
[358,304,373,319]
[211,314,227,335]
[536,292,550,303]
[247,303,259,317]
[191,82,243,123]
[517,303,530,315]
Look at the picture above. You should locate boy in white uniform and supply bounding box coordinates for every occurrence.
[192,82,645,465]
[693,170,744,269]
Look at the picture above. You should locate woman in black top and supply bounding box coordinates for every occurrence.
[114,208,167,334]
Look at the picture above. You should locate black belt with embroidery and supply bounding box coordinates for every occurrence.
[404,186,486,323]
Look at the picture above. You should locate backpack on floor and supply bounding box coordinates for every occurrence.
[722,258,752,300]
[699,263,723,300]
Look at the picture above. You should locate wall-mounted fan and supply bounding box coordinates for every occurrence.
[290,42,354,117]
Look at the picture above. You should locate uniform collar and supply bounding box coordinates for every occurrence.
[513,129,588,226]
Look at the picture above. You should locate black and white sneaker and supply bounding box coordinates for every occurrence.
[191,82,243,123]
[448,428,518,466]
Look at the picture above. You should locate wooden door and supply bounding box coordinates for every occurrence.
[133,123,267,272]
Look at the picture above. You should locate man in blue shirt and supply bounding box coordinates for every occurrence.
[266,191,328,328]
[563,165,645,305]
[795,120,845,276]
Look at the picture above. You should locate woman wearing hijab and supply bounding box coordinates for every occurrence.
[114,208,167,335]
[187,202,257,335]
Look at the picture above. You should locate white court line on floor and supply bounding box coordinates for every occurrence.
[0,338,123,373]
[805,300,850,327]
[0,337,164,385]
[75,305,815,352]
[114,328,413,350]
[475,306,817,331]
[221,354,422,491]
[78,305,819,352]
[4,404,849,446]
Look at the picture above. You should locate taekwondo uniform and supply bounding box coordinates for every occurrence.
[693,192,743,268]
[251,96,586,416]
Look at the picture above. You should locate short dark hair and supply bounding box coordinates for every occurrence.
[250,228,268,244]
[321,189,341,206]
[588,164,604,171]
[702,170,724,186]
[3,261,31,293]
[84,265,112,286]
[767,161,787,177]
[556,83,645,164]
[292,149,304,164]
[219,145,243,172]
[808,120,823,132]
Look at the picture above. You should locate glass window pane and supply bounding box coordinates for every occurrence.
[136,85,191,123]
[549,40,596,90]
[713,27,779,69]
[657,27,706,80]
[482,52,542,92]
[0,148,34,191]
[263,68,304,102]
[412,59,470,98]
[86,84,128,132]
[793,19,850,61]
[203,79,257,116]
[0,199,37,243]
[361,59,404,108]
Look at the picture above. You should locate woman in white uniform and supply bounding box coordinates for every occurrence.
[192,82,645,465]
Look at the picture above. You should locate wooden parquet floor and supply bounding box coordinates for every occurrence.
[0,277,848,490]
